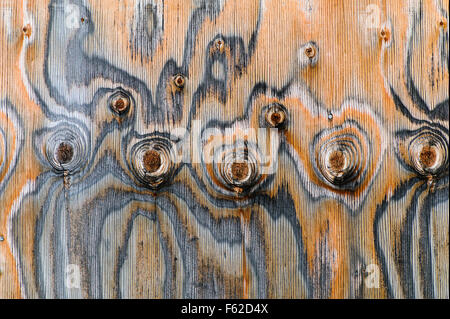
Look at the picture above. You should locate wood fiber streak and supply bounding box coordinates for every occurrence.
[0,0,448,299]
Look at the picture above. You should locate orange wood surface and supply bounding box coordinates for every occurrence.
[0,0,448,298]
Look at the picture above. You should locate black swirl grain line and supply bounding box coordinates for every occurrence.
[31,174,66,298]
[81,191,156,298]
[129,1,164,59]
[154,195,202,298]
[373,174,448,299]
[152,59,186,124]
[42,1,160,125]
[0,99,24,194]
[33,169,254,298]
[188,34,258,123]
[373,195,394,299]
[171,183,268,296]
[399,181,429,298]
[166,180,312,297]
[389,86,450,132]
[13,153,158,298]
[405,1,449,121]
[34,96,138,186]
[252,187,313,298]
[85,191,156,298]
[42,0,249,126]
[418,189,437,299]
[182,0,263,127]
[32,185,179,298]
[373,176,423,299]
[112,209,158,299]
[168,182,311,298]
[180,0,263,75]
[52,161,159,288]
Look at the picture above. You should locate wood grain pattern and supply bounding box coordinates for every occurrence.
[0,0,448,299]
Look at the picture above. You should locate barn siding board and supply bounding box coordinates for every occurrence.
[0,0,448,299]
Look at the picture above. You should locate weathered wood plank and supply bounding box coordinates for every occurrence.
[0,0,448,299]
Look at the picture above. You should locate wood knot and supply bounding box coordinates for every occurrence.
[231,162,249,181]
[271,113,281,124]
[419,145,437,168]
[115,99,127,112]
[22,24,31,37]
[44,126,88,174]
[322,145,355,185]
[173,74,185,89]
[439,18,447,28]
[109,91,131,115]
[143,150,162,173]
[327,112,333,121]
[305,45,316,58]
[380,27,390,41]
[409,132,448,177]
[328,150,345,172]
[315,130,366,189]
[213,144,265,196]
[130,138,176,189]
[213,38,225,52]
[56,142,74,164]
[264,103,288,129]
[299,42,319,66]
[204,139,270,198]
